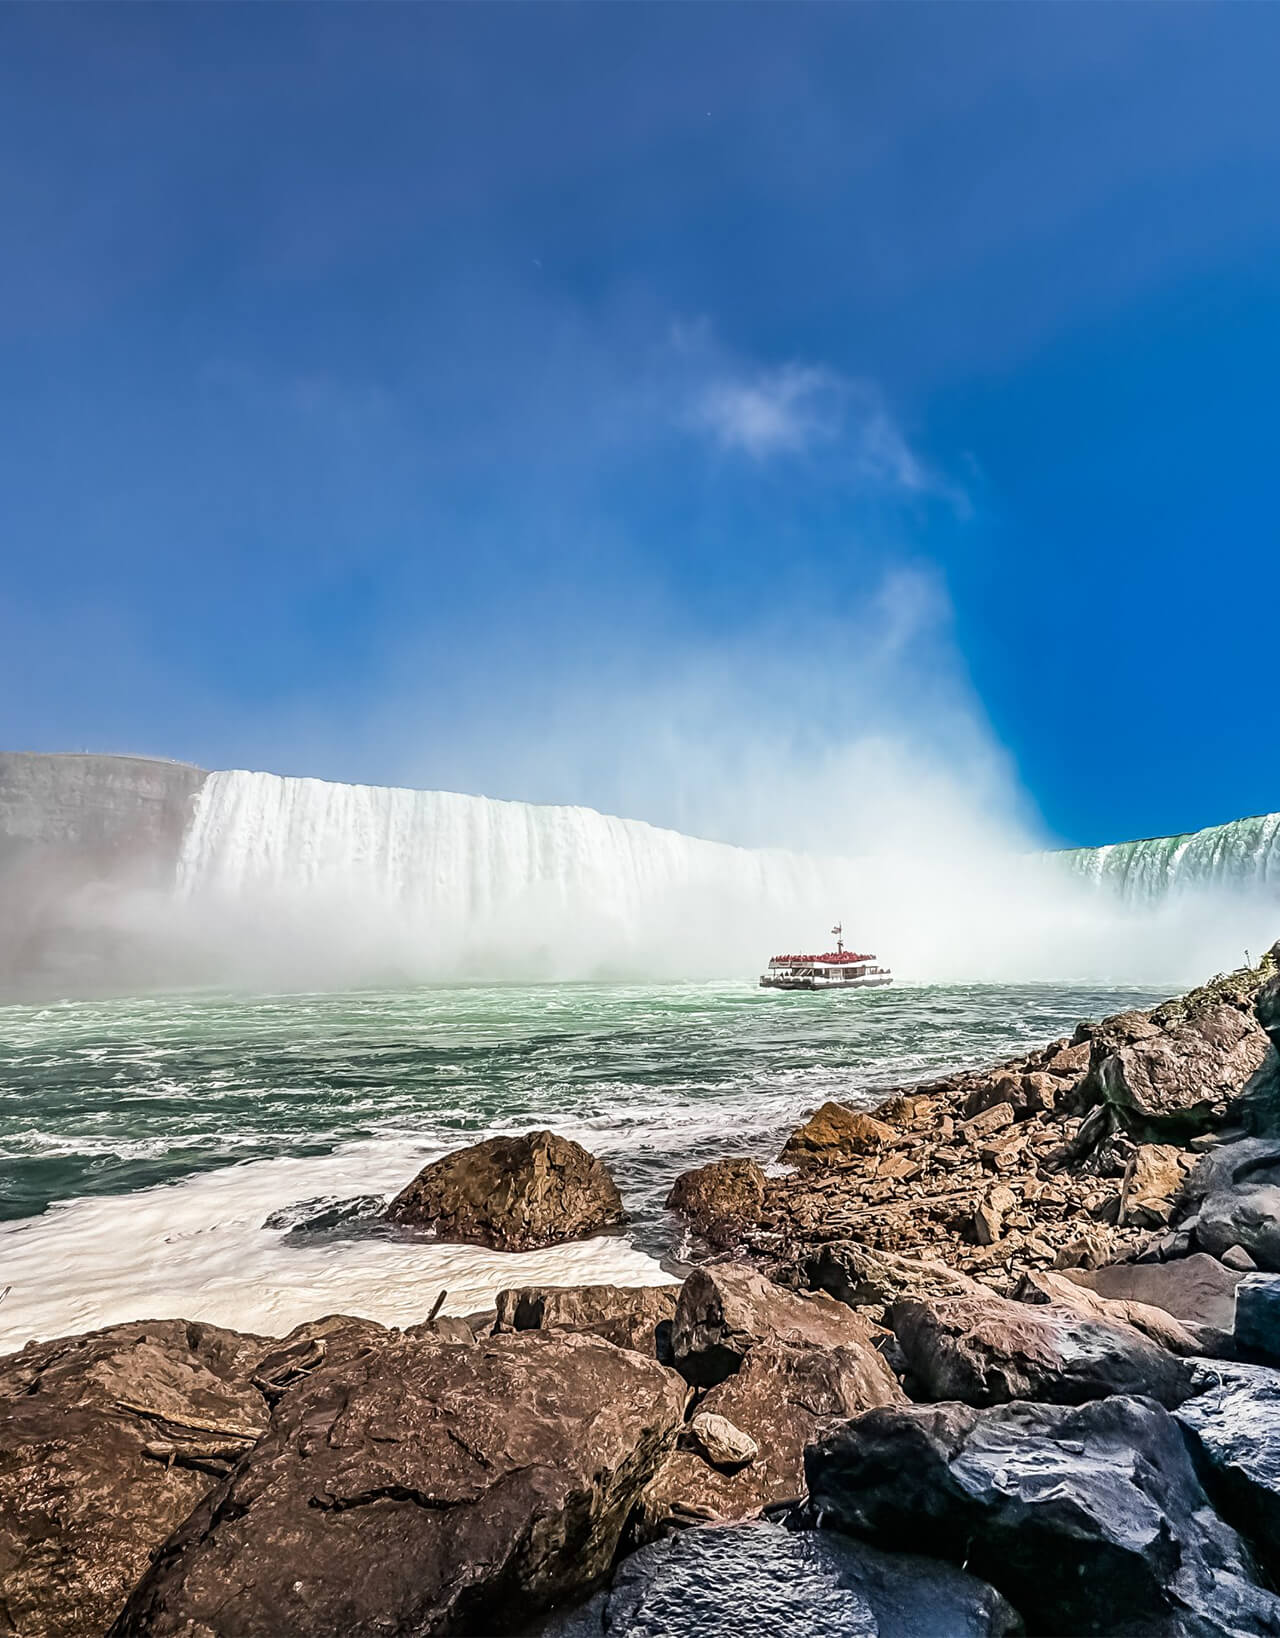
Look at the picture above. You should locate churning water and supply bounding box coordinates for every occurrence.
[0,977,1165,1350]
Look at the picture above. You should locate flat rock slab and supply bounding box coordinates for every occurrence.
[1066,1253,1243,1333]
[802,1241,989,1324]
[387,1129,625,1252]
[0,1317,278,1638]
[534,1521,1021,1638]
[806,1394,1280,1637]
[112,1330,685,1638]
[1176,1358,1280,1578]
[1017,1268,1207,1356]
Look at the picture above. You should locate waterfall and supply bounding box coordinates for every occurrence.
[175,770,866,977]
[172,771,1280,984]
[181,773,1280,918]
[1055,812,1280,903]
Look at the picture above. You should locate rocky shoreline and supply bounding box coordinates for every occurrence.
[5,946,1280,1635]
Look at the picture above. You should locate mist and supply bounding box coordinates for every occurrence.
[5,562,1275,1000]
[70,568,1268,998]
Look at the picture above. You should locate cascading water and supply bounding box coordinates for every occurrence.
[175,770,869,978]
[172,771,1280,985]
[1056,812,1280,904]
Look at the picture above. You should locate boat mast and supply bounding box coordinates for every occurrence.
[831,922,843,955]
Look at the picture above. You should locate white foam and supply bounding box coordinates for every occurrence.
[0,1140,671,1352]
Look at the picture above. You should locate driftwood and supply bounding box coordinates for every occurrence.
[115,1399,262,1443]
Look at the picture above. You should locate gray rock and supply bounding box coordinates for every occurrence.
[262,1193,388,1238]
[891,1290,1197,1409]
[671,1263,891,1388]
[1258,973,1280,1054]
[386,1129,625,1251]
[1176,1358,1280,1578]
[111,1330,685,1638]
[532,1521,1022,1638]
[1235,1274,1280,1360]
[1064,1253,1243,1332]
[1223,1245,1260,1272]
[1186,1139,1280,1271]
[688,1411,757,1468]
[806,1394,1280,1637]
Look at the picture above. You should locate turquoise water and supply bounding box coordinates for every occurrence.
[0,978,1165,1229]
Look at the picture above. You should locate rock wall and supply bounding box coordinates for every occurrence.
[0,753,207,996]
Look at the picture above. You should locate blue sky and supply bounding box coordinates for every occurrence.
[3,4,1279,848]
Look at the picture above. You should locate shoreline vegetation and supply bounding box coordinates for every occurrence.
[5,945,1280,1635]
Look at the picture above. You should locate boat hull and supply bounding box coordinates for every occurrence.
[759,975,893,991]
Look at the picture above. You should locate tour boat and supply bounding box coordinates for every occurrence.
[759,924,892,991]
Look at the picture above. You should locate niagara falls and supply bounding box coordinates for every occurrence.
[6,6,1280,1635]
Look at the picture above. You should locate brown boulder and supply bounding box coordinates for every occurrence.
[962,1071,1033,1119]
[671,1263,889,1388]
[973,1184,1017,1246]
[872,1090,944,1125]
[1079,1008,1163,1061]
[890,1290,1196,1409]
[386,1129,625,1251]
[1044,1039,1091,1077]
[493,1283,677,1355]
[113,1331,685,1638]
[1051,1229,1118,1270]
[665,1158,767,1249]
[0,1317,275,1638]
[634,1337,905,1538]
[252,1313,401,1388]
[1098,1005,1270,1134]
[780,1102,896,1166]
[1122,1143,1193,1225]
[959,1102,1016,1140]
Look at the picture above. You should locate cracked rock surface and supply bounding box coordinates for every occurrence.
[111,1329,685,1638]
[0,1318,275,1638]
